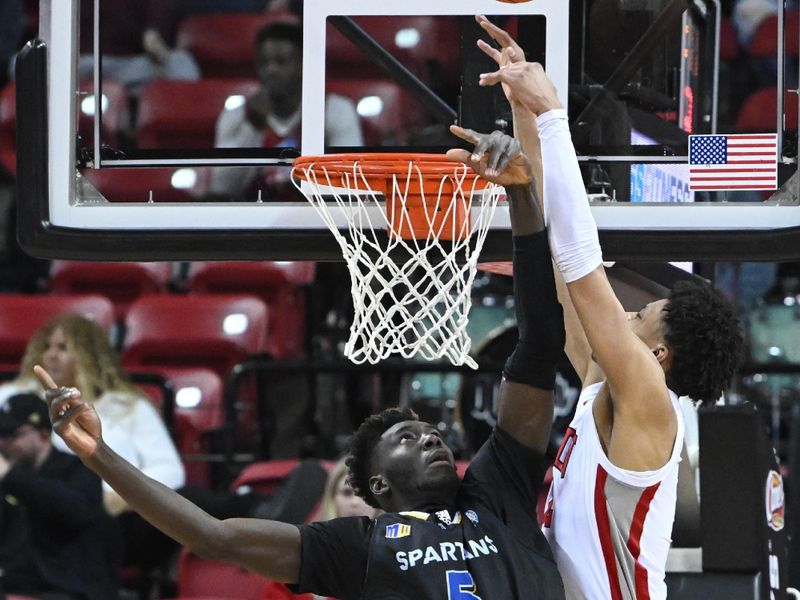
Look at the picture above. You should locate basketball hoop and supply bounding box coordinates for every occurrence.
[292,153,503,368]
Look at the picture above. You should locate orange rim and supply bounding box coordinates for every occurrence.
[292,153,486,181]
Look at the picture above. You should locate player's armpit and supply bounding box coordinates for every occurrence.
[565,267,670,418]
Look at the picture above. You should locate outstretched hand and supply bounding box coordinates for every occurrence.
[474,15,562,116]
[447,126,533,188]
[33,365,102,460]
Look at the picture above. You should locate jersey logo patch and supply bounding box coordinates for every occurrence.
[386,523,412,539]
[465,510,479,525]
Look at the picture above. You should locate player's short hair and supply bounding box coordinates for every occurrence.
[346,407,419,509]
[255,20,302,51]
[663,280,744,406]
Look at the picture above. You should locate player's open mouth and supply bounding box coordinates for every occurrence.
[427,451,451,466]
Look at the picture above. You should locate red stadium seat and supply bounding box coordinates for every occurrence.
[326,16,460,84]
[176,550,272,600]
[187,262,315,359]
[0,294,114,370]
[76,79,130,148]
[748,10,800,57]
[720,16,740,61]
[80,167,199,202]
[49,261,173,321]
[135,367,225,487]
[736,86,799,132]
[122,294,269,377]
[1,80,130,178]
[327,79,427,145]
[137,79,259,149]
[175,12,298,79]
[230,459,300,495]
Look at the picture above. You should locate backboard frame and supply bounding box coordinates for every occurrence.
[14,0,800,262]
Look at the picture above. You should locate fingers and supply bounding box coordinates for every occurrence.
[478,68,504,87]
[486,133,518,176]
[450,125,492,162]
[495,138,523,176]
[476,15,524,58]
[449,129,522,180]
[476,38,503,64]
[446,148,475,169]
[46,387,82,429]
[449,125,481,144]
[449,125,492,164]
[33,365,58,390]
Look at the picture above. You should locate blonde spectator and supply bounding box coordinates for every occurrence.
[313,459,379,522]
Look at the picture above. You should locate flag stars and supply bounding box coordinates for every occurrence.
[690,136,727,165]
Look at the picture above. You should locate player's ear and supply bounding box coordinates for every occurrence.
[369,474,389,499]
[652,343,671,366]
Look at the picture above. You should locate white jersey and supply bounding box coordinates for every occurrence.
[542,382,684,600]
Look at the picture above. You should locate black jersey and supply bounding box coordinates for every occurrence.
[291,428,565,599]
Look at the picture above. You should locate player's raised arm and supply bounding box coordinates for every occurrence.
[32,365,302,583]
[477,51,673,423]
[447,128,564,455]
[475,15,600,388]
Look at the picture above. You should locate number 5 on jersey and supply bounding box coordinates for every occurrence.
[446,570,482,599]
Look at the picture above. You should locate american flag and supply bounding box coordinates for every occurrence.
[689,134,778,191]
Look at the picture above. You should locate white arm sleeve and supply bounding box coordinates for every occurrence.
[536,109,603,283]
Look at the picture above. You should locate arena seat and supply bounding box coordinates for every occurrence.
[326,16,460,85]
[76,79,130,149]
[736,86,799,132]
[230,459,300,496]
[0,79,128,177]
[719,16,740,61]
[122,294,269,377]
[327,79,427,145]
[135,367,225,487]
[175,550,272,600]
[748,10,800,58]
[136,79,259,149]
[187,262,315,359]
[175,12,297,79]
[49,261,173,321]
[0,294,114,370]
[80,167,198,202]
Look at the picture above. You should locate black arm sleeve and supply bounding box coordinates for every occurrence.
[289,516,371,600]
[503,230,565,391]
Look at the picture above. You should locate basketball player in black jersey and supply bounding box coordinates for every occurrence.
[34,131,567,599]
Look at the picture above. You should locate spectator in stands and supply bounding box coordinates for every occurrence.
[0,313,187,573]
[0,313,327,580]
[733,0,798,87]
[78,0,200,95]
[312,458,378,522]
[207,19,363,200]
[732,0,797,45]
[0,393,118,600]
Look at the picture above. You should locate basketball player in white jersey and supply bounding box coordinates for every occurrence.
[448,16,744,600]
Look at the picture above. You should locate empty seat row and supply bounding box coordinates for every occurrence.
[47,260,314,358]
[175,12,460,83]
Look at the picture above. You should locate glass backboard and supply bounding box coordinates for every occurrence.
[15,0,800,261]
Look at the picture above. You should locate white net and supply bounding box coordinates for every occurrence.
[292,155,502,369]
